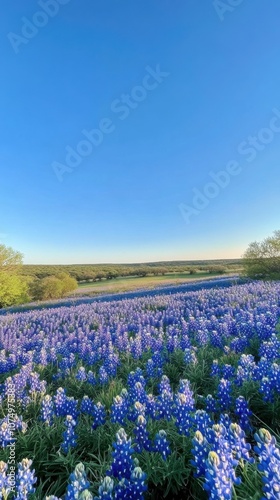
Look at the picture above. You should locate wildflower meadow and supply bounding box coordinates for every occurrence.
[0,281,280,499]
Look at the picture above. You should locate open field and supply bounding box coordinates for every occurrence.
[72,271,239,296]
[0,280,279,499]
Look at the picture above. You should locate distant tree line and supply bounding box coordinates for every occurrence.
[21,261,240,283]
[0,243,242,309]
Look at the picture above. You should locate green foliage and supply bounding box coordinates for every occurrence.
[55,272,78,295]
[0,272,30,307]
[0,244,30,307]
[205,265,226,274]
[0,243,23,272]
[31,273,78,301]
[243,229,280,279]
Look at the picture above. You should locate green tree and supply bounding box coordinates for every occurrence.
[34,276,64,300]
[0,244,30,308]
[0,273,30,308]
[56,272,78,294]
[206,265,226,275]
[243,230,280,279]
[32,273,77,301]
[189,268,198,275]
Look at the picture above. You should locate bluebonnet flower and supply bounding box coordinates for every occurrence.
[146,354,163,378]
[174,393,192,436]
[154,430,171,460]
[61,415,77,454]
[12,415,27,434]
[79,491,93,499]
[235,396,252,432]
[65,463,90,500]
[193,410,213,435]
[132,403,146,423]
[15,459,37,500]
[184,348,197,365]
[37,347,48,366]
[259,334,280,361]
[152,350,164,368]
[99,366,109,385]
[205,394,217,414]
[28,371,46,396]
[158,390,173,421]
[111,395,128,425]
[207,423,229,453]
[95,476,114,499]
[191,430,209,477]
[92,402,106,429]
[261,363,280,403]
[109,428,134,480]
[129,381,147,405]
[76,366,87,382]
[59,353,76,371]
[217,378,232,411]
[239,354,256,373]
[40,395,54,425]
[228,423,253,463]
[180,332,192,350]
[146,359,156,379]
[114,478,128,499]
[133,415,151,452]
[203,450,240,500]
[65,397,79,420]
[145,394,157,420]
[104,353,119,377]
[127,370,146,394]
[80,395,94,416]
[260,377,274,403]
[0,461,11,498]
[53,387,67,417]
[222,364,235,380]
[235,366,246,387]
[0,421,15,447]
[230,336,248,354]
[46,496,62,500]
[255,357,271,382]
[87,371,96,385]
[158,375,172,394]
[178,379,195,410]
[254,428,280,500]
[128,467,147,499]
[219,413,232,431]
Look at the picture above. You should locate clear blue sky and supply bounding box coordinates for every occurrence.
[1,0,280,264]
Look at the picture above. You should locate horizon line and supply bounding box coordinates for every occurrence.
[23,257,242,266]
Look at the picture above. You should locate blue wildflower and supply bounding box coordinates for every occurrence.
[133,415,151,452]
[65,463,90,500]
[92,402,106,429]
[154,430,171,460]
[109,428,134,480]
[61,415,77,454]
[254,428,280,500]
[15,459,37,500]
